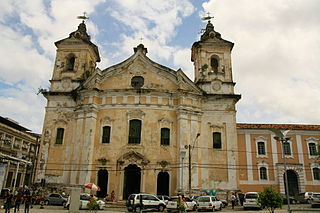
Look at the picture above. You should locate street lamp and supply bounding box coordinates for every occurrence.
[270,129,291,212]
[180,150,186,194]
[188,133,200,197]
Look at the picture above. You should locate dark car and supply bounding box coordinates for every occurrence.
[280,193,296,204]
[44,193,68,206]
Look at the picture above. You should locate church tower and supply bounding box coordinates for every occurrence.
[191,19,234,95]
[50,20,100,92]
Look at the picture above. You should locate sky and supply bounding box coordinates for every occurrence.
[0,0,320,133]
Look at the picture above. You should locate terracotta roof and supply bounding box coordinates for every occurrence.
[237,123,320,130]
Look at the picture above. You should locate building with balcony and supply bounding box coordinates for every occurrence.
[0,116,40,191]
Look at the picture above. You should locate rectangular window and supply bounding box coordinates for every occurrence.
[283,142,291,156]
[55,128,64,144]
[128,119,141,144]
[102,126,111,144]
[313,168,320,180]
[309,143,317,156]
[213,132,221,149]
[260,167,267,180]
[160,128,170,146]
[257,142,266,155]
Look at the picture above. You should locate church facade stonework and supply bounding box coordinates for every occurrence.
[37,20,320,199]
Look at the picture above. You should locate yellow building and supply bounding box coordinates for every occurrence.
[37,20,320,199]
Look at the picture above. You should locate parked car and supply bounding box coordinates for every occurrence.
[126,193,166,212]
[190,195,200,201]
[44,193,68,206]
[157,195,170,204]
[280,193,297,204]
[243,192,261,210]
[196,195,222,211]
[311,193,320,208]
[65,193,105,210]
[216,198,227,208]
[304,192,314,204]
[166,196,197,212]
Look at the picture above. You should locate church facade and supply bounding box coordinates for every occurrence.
[37,20,320,199]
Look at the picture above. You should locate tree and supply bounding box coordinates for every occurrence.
[258,187,283,213]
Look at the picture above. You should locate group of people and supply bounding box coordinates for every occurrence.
[3,189,32,213]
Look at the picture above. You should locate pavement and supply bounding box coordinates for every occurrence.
[0,202,319,213]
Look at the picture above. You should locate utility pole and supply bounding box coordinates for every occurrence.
[188,133,200,197]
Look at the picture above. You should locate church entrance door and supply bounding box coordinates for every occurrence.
[97,169,108,198]
[157,172,169,196]
[284,170,299,197]
[123,164,141,199]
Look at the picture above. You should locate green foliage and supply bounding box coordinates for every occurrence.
[258,187,283,213]
[87,196,100,210]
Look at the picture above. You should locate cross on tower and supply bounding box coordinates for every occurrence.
[77,12,89,22]
[201,12,214,21]
[139,37,144,44]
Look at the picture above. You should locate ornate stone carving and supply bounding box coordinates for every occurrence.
[127,109,145,119]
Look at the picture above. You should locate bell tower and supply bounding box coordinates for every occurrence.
[50,19,100,92]
[191,17,235,95]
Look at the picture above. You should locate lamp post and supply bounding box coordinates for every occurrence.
[180,150,186,194]
[270,129,291,212]
[188,133,200,197]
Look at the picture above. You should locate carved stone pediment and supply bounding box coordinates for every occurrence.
[117,151,149,166]
[128,59,147,75]
[127,109,145,119]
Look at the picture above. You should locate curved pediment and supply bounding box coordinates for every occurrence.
[82,45,203,95]
[117,151,150,166]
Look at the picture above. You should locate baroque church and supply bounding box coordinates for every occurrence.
[37,19,320,200]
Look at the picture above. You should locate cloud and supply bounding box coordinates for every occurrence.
[203,0,320,124]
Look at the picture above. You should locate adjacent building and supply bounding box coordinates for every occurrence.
[0,116,40,191]
[36,19,320,200]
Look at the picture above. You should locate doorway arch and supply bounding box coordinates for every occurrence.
[123,164,141,199]
[157,172,169,196]
[97,169,108,198]
[284,170,299,197]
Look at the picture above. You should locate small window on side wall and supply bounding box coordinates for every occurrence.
[257,142,266,155]
[160,128,170,146]
[55,128,64,144]
[309,143,317,156]
[260,167,267,180]
[213,132,221,149]
[102,126,111,144]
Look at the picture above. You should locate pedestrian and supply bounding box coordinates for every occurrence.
[231,193,236,209]
[4,192,13,213]
[24,194,32,213]
[111,190,115,202]
[14,190,23,213]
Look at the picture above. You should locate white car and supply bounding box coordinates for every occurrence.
[166,196,197,212]
[311,193,320,208]
[243,192,261,210]
[65,193,105,210]
[196,196,222,211]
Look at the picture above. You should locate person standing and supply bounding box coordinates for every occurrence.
[4,192,13,213]
[14,191,23,213]
[24,195,32,213]
[231,193,236,209]
[111,190,115,202]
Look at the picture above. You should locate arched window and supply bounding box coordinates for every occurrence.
[160,128,170,146]
[55,128,64,144]
[257,142,266,155]
[66,54,75,71]
[128,119,141,144]
[309,142,317,156]
[213,132,221,149]
[210,57,219,73]
[102,126,111,144]
[313,168,320,180]
[260,167,267,180]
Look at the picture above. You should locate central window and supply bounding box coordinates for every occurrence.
[160,128,170,146]
[283,141,291,156]
[128,119,141,144]
[212,132,222,149]
[55,128,64,144]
